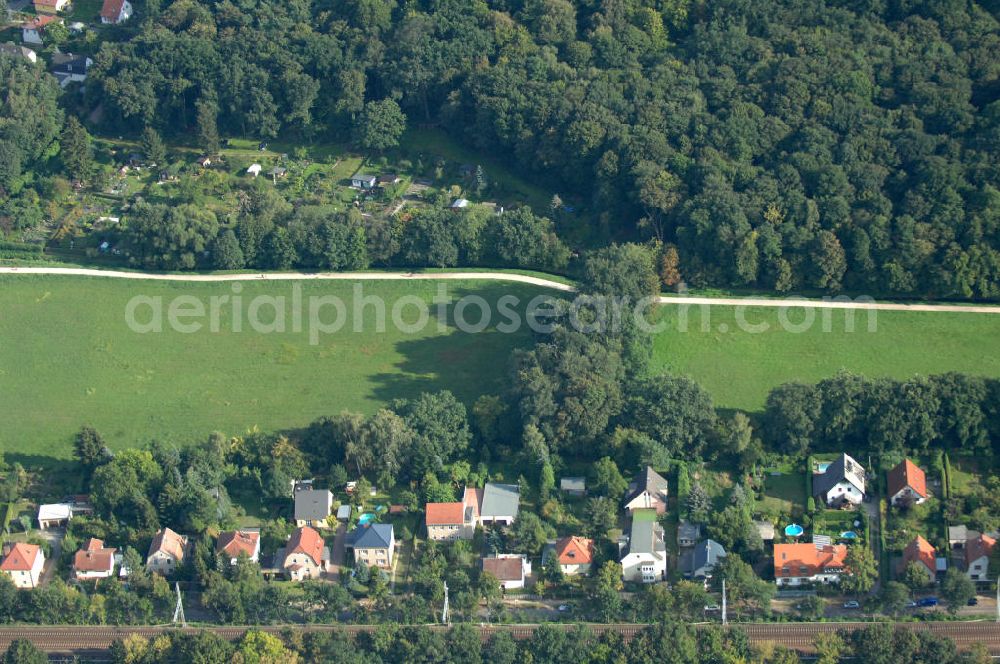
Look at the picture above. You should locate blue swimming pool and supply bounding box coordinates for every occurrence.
[358,513,376,526]
[841,531,858,539]
[785,524,804,537]
[816,462,832,473]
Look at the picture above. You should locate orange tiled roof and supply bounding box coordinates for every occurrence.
[100,0,126,19]
[554,536,594,565]
[74,539,115,573]
[22,15,60,29]
[903,535,935,572]
[463,487,482,519]
[966,533,996,566]
[148,528,187,561]
[888,459,928,500]
[1,543,41,572]
[217,531,259,559]
[425,502,465,526]
[774,543,849,578]
[287,526,323,566]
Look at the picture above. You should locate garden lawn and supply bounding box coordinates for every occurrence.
[760,471,806,516]
[0,275,541,461]
[650,304,1000,411]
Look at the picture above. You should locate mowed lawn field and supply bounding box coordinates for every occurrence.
[3,275,1000,460]
[650,303,1000,411]
[0,276,541,460]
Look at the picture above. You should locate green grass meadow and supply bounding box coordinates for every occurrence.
[650,303,1000,411]
[2,275,1000,461]
[0,276,539,460]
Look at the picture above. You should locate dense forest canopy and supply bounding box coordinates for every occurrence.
[2,0,999,298]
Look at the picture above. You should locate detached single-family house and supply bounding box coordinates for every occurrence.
[677,521,701,548]
[949,525,976,550]
[425,497,475,541]
[346,523,394,569]
[50,53,92,89]
[217,530,261,564]
[965,533,996,581]
[624,466,670,514]
[888,459,928,508]
[146,528,188,575]
[280,526,330,581]
[544,536,594,576]
[902,535,936,582]
[197,156,213,168]
[73,538,116,580]
[475,483,520,527]
[22,16,62,46]
[812,454,866,508]
[620,514,667,583]
[682,539,726,580]
[0,543,44,589]
[773,542,849,586]
[247,163,262,177]
[37,503,73,529]
[294,489,333,528]
[482,554,531,590]
[99,0,132,24]
[33,0,71,14]
[560,477,586,496]
[0,43,38,64]
[351,173,376,189]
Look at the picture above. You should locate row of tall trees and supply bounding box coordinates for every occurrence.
[90,620,988,664]
[121,193,569,273]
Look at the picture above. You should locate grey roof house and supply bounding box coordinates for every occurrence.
[294,489,333,528]
[682,539,726,580]
[620,519,667,583]
[346,523,395,569]
[812,453,866,507]
[479,483,520,526]
[560,477,586,496]
[624,466,670,514]
[50,52,92,88]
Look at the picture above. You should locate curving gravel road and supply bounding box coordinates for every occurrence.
[3,266,1000,314]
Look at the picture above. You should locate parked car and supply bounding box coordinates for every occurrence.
[917,597,939,607]
[704,604,721,612]
[967,597,978,606]
[557,605,571,612]
[843,600,861,609]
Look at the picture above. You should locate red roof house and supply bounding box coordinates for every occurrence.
[902,535,936,579]
[887,459,928,507]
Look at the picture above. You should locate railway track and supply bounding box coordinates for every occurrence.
[0,621,996,655]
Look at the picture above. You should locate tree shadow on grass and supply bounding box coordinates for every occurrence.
[367,282,552,406]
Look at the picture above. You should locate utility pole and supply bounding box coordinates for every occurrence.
[172,582,187,627]
[722,579,728,626]
[995,579,998,623]
[441,580,449,625]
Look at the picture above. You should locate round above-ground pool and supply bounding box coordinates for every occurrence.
[358,513,376,526]
[841,531,858,539]
[784,523,804,537]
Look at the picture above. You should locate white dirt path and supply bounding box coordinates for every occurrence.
[2,266,1000,314]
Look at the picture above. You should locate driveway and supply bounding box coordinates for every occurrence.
[35,528,65,585]
[327,523,347,579]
